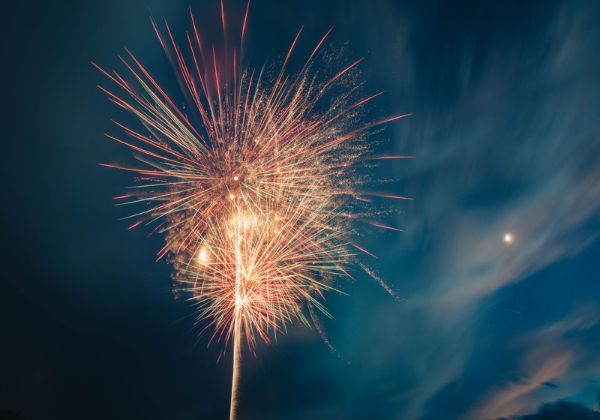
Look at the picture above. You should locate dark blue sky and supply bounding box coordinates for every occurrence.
[2,1,600,419]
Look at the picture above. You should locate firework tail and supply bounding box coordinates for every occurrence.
[229,312,241,420]
[230,206,243,420]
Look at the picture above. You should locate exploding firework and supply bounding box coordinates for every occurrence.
[97,2,410,418]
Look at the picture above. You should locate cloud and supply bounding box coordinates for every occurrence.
[334,1,600,418]
[397,3,600,311]
[516,401,600,420]
[469,347,576,419]
[468,306,600,418]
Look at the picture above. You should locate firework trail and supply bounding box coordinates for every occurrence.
[97,2,410,418]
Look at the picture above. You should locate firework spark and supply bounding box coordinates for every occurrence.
[97,3,410,418]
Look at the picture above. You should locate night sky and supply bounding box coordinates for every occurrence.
[2,1,600,419]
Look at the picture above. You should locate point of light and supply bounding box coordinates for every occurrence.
[229,193,235,200]
[233,175,239,181]
[197,246,209,265]
[235,293,248,307]
[504,233,514,244]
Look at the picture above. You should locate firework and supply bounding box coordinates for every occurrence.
[97,2,410,418]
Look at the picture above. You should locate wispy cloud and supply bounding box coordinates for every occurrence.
[331,1,600,418]
[468,305,600,418]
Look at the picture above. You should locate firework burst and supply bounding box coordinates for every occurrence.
[97,2,410,418]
